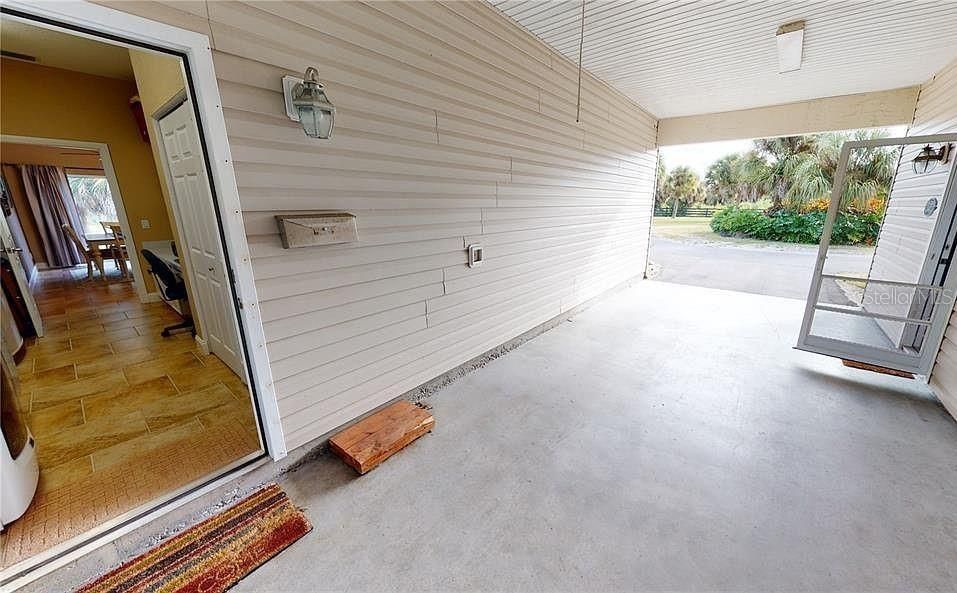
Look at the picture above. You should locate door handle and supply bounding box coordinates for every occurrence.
[3,247,23,254]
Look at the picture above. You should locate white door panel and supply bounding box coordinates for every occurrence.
[159,102,244,377]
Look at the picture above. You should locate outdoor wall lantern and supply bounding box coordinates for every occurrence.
[282,66,336,139]
[912,143,952,175]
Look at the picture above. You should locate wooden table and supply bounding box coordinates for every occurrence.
[85,232,129,278]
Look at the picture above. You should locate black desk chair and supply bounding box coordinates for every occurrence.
[141,249,195,337]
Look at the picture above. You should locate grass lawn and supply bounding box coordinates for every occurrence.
[651,216,716,240]
[651,215,871,255]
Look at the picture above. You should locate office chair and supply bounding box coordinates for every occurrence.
[141,249,195,337]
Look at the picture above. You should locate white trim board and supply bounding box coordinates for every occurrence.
[0,134,150,301]
[657,87,920,146]
[0,0,284,461]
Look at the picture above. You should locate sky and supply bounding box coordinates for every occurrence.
[659,125,909,178]
[659,139,754,177]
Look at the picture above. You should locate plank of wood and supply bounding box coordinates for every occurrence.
[842,359,915,379]
[329,400,434,474]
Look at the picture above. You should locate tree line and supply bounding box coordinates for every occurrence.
[656,130,899,215]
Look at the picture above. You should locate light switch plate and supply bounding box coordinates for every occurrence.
[140,219,150,229]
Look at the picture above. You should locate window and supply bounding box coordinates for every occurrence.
[67,174,118,237]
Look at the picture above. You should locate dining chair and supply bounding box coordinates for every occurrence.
[106,223,129,276]
[61,224,105,281]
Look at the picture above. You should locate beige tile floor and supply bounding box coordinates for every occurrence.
[1,266,260,569]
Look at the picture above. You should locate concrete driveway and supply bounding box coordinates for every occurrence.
[650,235,875,300]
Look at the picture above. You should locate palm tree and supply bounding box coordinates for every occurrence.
[704,154,739,204]
[68,175,117,234]
[787,129,897,212]
[661,166,704,215]
[741,135,818,211]
[731,150,771,203]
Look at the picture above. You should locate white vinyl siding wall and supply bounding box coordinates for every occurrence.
[915,59,957,418]
[864,144,951,345]
[102,1,658,450]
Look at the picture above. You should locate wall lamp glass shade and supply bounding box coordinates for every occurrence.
[912,143,951,175]
[282,67,335,139]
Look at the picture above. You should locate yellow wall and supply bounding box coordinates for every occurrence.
[127,49,185,250]
[0,58,173,293]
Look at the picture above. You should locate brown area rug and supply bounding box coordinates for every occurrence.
[76,483,311,593]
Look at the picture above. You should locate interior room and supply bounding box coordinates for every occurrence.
[0,19,261,570]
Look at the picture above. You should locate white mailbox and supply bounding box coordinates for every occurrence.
[276,213,358,249]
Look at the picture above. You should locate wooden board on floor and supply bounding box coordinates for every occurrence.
[329,400,434,474]
[842,359,914,379]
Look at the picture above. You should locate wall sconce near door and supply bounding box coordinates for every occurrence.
[282,66,336,139]
[912,143,952,175]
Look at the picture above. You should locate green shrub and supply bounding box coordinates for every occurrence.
[710,206,880,245]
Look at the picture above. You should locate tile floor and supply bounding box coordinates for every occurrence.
[1,266,261,569]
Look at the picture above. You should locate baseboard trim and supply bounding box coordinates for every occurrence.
[194,334,209,354]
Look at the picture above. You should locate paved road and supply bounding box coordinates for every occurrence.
[649,236,875,301]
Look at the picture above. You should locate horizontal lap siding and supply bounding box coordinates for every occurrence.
[919,60,957,419]
[106,1,657,449]
[865,143,949,343]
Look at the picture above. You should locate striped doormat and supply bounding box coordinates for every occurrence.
[77,483,311,593]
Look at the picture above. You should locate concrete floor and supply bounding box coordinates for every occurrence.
[238,281,956,592]
[22,281,957,592]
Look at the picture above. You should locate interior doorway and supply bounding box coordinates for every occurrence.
[0,13,265,580]
[1,137,151,301]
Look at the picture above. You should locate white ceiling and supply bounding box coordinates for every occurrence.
[492,1,957,119]
[0,17,133,80]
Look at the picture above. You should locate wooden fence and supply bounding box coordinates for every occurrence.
[653,207,718,217]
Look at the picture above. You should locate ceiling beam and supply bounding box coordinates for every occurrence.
[657,86,920,146]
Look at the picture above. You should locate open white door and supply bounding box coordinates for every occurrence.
[797,133,957,375]
[0,209,42,336]
[158,101,245,377]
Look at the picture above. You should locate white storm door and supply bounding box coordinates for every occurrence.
[796,133,957,375]
[158,101,244,377]
[0,210,42,336]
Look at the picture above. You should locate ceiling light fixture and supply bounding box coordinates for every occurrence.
[776,20,805,73]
